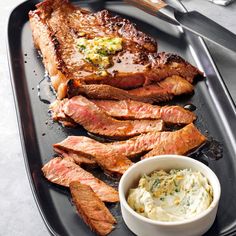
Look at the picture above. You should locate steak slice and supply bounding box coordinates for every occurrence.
[54,147,97,166]
[92,99,196,125]
[94,154,133,177]
[55,146,131,176]
[42,157,119,202]
[54,123,206,160]
[29,0,203,98]
[63,96,164,138]
[67,76,194,103]
[70,181,116,236]
[143,124,206,159]
[49,99,76,127]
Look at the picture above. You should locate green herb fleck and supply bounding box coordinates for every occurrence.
[76,37,122,68]
[151,179,160,192]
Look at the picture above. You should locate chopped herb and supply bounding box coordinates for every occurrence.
[160,197,165,201]
[173,180,177,187]
[76,37,122,68]
[151,179,160,191]
[78,45,86,51]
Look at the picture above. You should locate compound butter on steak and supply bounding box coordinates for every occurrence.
[29,0,203,99]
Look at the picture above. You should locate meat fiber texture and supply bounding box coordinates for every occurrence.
[54,123,206,163]
[50,97,196,126]
[41,157,119,202]
[67,75,194,103]
[63,96,164,139]
[70,182,116,236]
[29,0,203,99]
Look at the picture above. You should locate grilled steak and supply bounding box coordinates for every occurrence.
[49,99,77,127]
[29,0,203,98]
[50,96,195,127]
[70,181,116,236]
[54,134,153,160]
[143,124,206,158]
[54,123,206,160]
[55,143,133,176]
[63,96,164,138]
[42,157,119,202]
[94,154,133,177]
[54,147,97,166]
[67,76,194,103]
[54,136,114,157]
[92,100,196,125]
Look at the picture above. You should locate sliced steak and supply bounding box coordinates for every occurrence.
[70,181,116,236]
[63,96,164,138]
[54,134,154,160]
[95,153,133,177]
[143,124,206,159]
[49,99,77,127]
[55,146,131,176]
[54,123,206,160]
[29,0,203,98]
[42,157,119,202]
[54,147,97,166]
[67,75,194,103]
[92,99,196,125]
[51,97,195,126]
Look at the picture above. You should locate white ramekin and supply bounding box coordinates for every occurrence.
[119,155,221,236]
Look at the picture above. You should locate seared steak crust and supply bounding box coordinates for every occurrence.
[143,123,206,158]
[63,96,164,138]
[29,0,203,98]
[70,182,116,236]
[42,157,119,202]
[67,76,194,104]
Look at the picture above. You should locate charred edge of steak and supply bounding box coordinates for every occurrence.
[66,79,173,104]
[154,52,204,83]
[31,0,157,53]
[93,9,157,52]
[67,76,194,104]
[50,34,68,73]
[29,5,69,76]
[35,0,74,18]
[146,52,204,84]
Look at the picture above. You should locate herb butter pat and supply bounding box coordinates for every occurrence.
[127,169,213,222]
[77,37,123,68]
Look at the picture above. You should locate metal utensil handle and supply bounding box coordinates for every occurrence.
[125,0,167,15]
